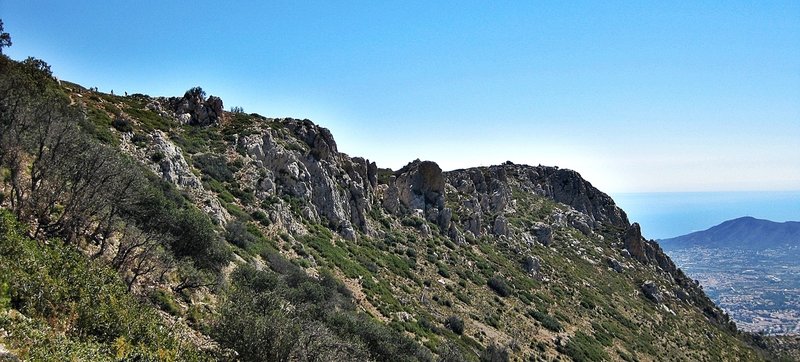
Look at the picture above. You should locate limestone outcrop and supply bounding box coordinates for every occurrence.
[170,87,224,126]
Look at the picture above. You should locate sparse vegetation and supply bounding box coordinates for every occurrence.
[0,49,778,361]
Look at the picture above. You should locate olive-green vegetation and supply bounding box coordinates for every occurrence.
[213,260,430,361]
[0,209,211,360]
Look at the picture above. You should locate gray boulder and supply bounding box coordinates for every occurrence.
[532,222,553,246]
[522,255,542,274]
[641,281,663,303]
[395,160,445,211]
[171,87,223,126]
[493,215,509,236]
[606,257,624,273]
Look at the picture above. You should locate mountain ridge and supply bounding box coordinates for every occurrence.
[0,53,784,360]
[659,216,800,250]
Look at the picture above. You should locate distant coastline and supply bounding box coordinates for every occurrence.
[611,191,800,240]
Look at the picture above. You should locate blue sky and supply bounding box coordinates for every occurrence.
[3,1,799,193]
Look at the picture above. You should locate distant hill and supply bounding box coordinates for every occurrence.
[659,217,800,250]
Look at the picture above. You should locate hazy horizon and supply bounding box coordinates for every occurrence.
[612,190,800,239]
[3,2,798,193]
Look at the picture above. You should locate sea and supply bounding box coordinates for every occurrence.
[610,191,800,240]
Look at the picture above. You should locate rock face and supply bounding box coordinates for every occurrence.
[171,87,223,126]
[444,164,628,238]
[642,281,663,303]
[623,223,681,277]
[113,103,735,338]
[493,215,509,236]
[623,223,649,263]
[119,131,231,225]
[534,167,629,228]
[237,119,378,239]
[607,257,624,273]
[394,160,445,212]
[531,222,553,246]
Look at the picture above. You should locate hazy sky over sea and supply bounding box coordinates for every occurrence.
[3,1,798,193]
[613,191,800,239]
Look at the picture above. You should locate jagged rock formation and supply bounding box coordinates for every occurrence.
[170,87,224,126]
[236,119,378,239]
[116,104,742,355]
[120,131,231,225]
[0,54,774,361]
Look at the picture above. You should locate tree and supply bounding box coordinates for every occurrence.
[0,19,11,53]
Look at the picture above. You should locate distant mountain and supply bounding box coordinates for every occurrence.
[659,216,800,250]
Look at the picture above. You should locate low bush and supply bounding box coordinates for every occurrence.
[557,332,609,362]
[111,117,133,132]
[487,276,511,297]
[445,315,465,335]
[529,310,563,332]
[193,153,233,182]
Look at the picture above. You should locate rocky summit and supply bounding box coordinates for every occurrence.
[0,54,789,361]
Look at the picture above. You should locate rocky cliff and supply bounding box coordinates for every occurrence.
[119,90,752,358]
[1,64,770,361]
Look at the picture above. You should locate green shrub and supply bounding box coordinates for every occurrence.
[150,151,164,162]
[193,153,233,182]
[529,310,563,332]
[225,219,259,249]
[111,117,133,132]
[445,315,465,335]
[0,209,208,360]
[557,332,609,362]
[149,289,181,316]
[480,343,510,362]
[80,107,117,145]
[487,276,511,297]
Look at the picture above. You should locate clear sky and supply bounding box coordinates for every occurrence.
[3,1,799,193]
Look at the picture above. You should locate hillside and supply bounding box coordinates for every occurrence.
[659,217,800,250]
[0,54,784,360]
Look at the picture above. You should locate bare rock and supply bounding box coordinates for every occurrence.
[522,255,542,274]
[449,224,466,245]
[623,223,648,263]
[171,87,223,126]
[536,167,629,228]
[466,212,482,236]
[395,159,445,212]
[607,257,624,273]
[642,281,663,303]
[493,215,509,236]
[532,222,553,246]
[151,132,201,190]
[382,176,401,214]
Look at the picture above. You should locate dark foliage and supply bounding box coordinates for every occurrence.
[487,276,511,297]
[193,153,234,182]
[0,210,209,359]
[213,261,432,362]
[0,19,11,52]
[111,117,133,132]
[556,332,608,362]
[480,343,510,362]
[445,315,465,335]
[529,310,563,332]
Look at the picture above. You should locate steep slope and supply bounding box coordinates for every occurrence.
[0,54,777,360]
[659,217,800,250]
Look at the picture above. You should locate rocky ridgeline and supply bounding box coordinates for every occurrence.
[121,91,733,332]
